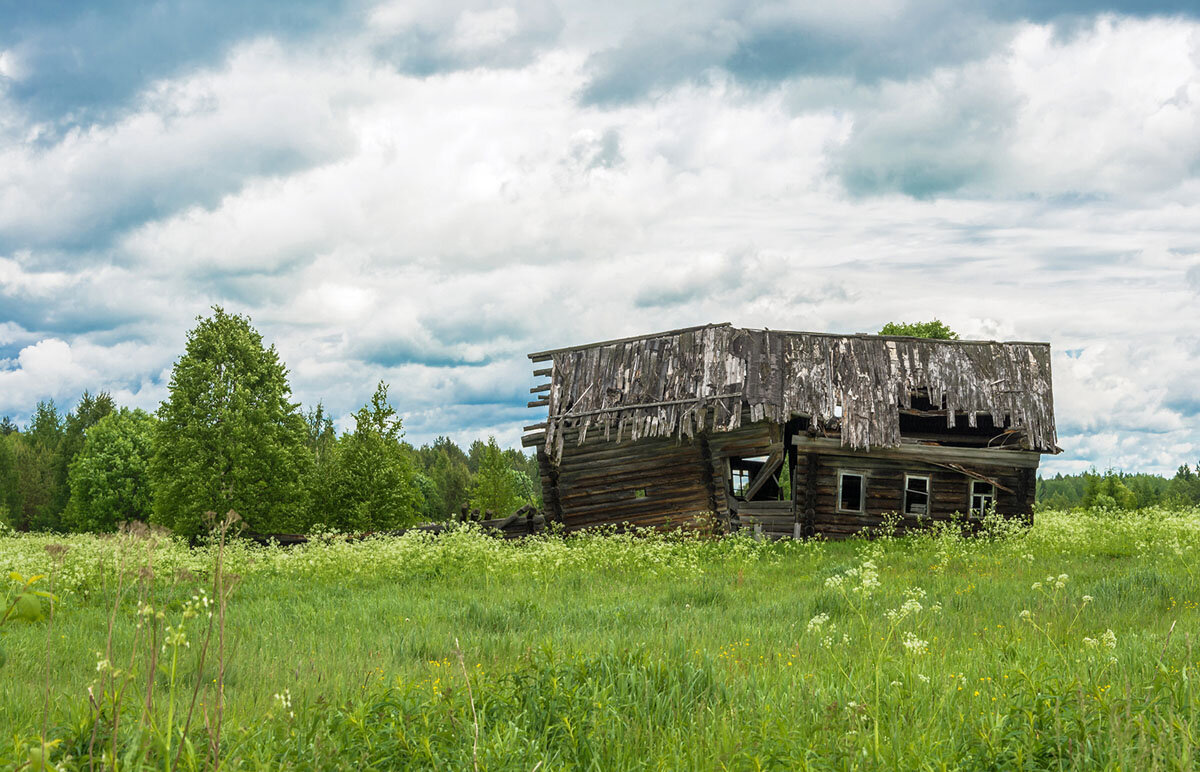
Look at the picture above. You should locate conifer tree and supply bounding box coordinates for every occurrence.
[468,436,527,517]
[326,381,420,531]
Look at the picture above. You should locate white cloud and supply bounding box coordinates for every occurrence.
[0,6,1197,474]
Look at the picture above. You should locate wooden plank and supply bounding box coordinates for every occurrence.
[528,398,549,409]
[533,368,552,377]
[792,436,1042,469]
[928,462,1016,494]
[530,383,551,394]
[740,451,783,500]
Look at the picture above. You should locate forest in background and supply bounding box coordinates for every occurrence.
[0,308,540,536]
[1036,466,1200,510]
[0,396,539,536]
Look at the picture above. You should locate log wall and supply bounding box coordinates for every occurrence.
[549,425,714,532]
[530,416,1039,538]
[794,453,1035,538]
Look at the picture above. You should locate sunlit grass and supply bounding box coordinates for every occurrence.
[0,507,1197,769]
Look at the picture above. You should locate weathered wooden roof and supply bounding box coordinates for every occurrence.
[530,323,1057,460]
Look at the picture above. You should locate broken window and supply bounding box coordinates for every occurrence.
[633,488,647,499]
[904,474,930,516]
[728,455,783,501]
[970,481,995,515]
[838,471,865,513]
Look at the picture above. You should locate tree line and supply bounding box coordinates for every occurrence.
[1036,467,1200,510]
[0,308,540,537]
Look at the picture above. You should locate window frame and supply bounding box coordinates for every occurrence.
[837,470,866,514]
[903,474,931,516]
[729,464,752,499]
[969,480,996,516]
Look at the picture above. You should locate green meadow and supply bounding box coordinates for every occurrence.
[1,508,1197,770]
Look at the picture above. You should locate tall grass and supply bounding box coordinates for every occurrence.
[0,507,1197,769]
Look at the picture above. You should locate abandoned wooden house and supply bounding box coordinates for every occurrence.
[521,323,1058,538]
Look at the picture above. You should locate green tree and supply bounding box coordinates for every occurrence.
[10,436,56,531]
[151,307,312,537]
[879,320,960,340]
[466,438,488,475]
[49,391,117,526]
[64,409,156,532]
[1082,470,1137,511]
[417,436,473,520]
[468,437,527,517]
[21,400,67,529]
[302,403,341,529]
[326,382,420,531]
[0,433,19,526]
[1167,464,1200,506]
[26,400,64,450]
[0,416,16,435]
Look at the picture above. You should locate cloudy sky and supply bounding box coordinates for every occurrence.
[2,1,1198,475]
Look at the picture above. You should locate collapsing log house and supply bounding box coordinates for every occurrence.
[521,323,1059,539]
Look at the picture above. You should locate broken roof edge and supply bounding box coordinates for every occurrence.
[528,322,732,360]
[529,323,1051,361]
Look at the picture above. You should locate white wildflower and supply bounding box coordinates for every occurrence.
[807,613,830,634]
[1102,629,1116,650]
[901,632,928,655]
[886,597,923,622]
[1081,595,1093,604]
[1019,609,1032,621]
[1083,637,1098,649]
[918,674,930,683]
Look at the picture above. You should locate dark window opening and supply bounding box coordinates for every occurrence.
[904,475,930,515]
[970,482,995,515]
[838,471,864,513]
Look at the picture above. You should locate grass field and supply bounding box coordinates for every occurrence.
[1,508,1198,770]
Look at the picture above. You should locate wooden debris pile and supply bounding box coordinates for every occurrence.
[243,504,548,546]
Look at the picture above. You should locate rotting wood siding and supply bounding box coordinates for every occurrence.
[533,325,1056,463]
